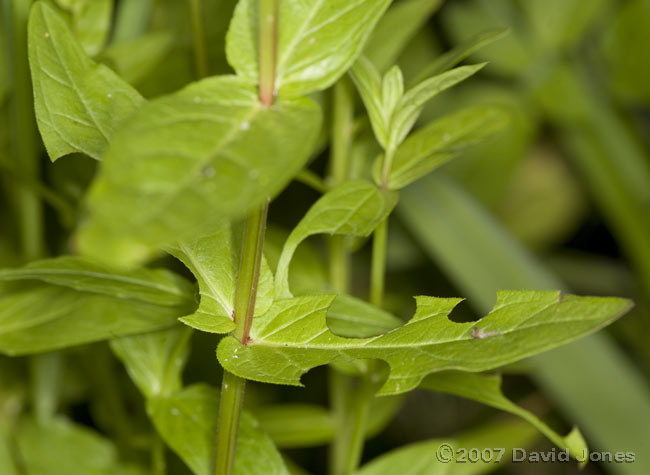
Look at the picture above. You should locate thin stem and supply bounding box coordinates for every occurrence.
[113,0,154,42]
[369,218,388,308]
[214,372,246,475]
[189,0,209,79]
[152,434,166,475]
[330,79,354,186]
[327,78,356,474]
[337,216,390,473]
[5,0,44,260]
[215,0,277,471]
[233,202,269,344]
[380,146,396,190]
[258,0,278,105]
[214,202,269,475]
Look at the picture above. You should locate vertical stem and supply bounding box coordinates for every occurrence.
[258,0,278,106]
[189,0,209,79]
[214,203,269,475]
[215,2,276,472]
[4,0,44,260]
[327,79,357,474]
[152,434,166,475]
[369,218,388,308]
[337,148,393,472]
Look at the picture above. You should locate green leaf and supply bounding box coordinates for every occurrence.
[398,174,650,472]
[363,0,443,72]
[167,224,275,334]
[55,0,113,57]
[102,32,173,86]
[217,290,631,395]
[420,371,586,460]
[374,106,510,189]
[148,384,288,475]
[264,226,328,296]
[16,417,145,475]
[411,29,508,85]
[110,326,192,399]
[349,56,388,147]
[0,256,193,306]
[275,180,398,297]
[253,404,337,448]
[356,419,539,475]
[253,396,404,448]
[0,257,194,355]
[326,294,402,338]
[388,64,486,149]
[226,0,391,97]
[381,66,404,126]
[28,2,144,161]
[78,75,321,267]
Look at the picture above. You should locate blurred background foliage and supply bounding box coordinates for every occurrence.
[1,0,650,474]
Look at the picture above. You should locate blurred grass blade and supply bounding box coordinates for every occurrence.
[398,174,650,475]
[364,0,443,72]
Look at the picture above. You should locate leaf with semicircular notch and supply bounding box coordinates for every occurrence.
[0,257,194,355]
[275,180,397,298]
[217,290,631,395]
[226,0,391,97]
[28,2,143,161]
[78,75,321,267]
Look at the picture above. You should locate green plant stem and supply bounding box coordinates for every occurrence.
[189,0,209,79]
[152,434,166,475]
[215,203,269,475]
[215,0,276,471]
[380,146,396,190]
[369,218,388,308]
[5,0,44,261]
[258,0,278,105]
[336,201,391,475]
[327,79,358,474]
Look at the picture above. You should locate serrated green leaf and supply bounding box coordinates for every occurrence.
[398,174,650,472]
[411,29,508,85]
[275,180,397,297]
[78,75,321,267]
[388,64,486,149]
[217,290,631,395]
[28,2,144,161]
[0,257,194,355]
[16,417,145,475]
[374,106,510,189]
[167,224,274,334]
[363,0,442,72]
[420,371,586,460]
[110,326,192,399]
[226,0,391,97]
[148,384,288,475]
